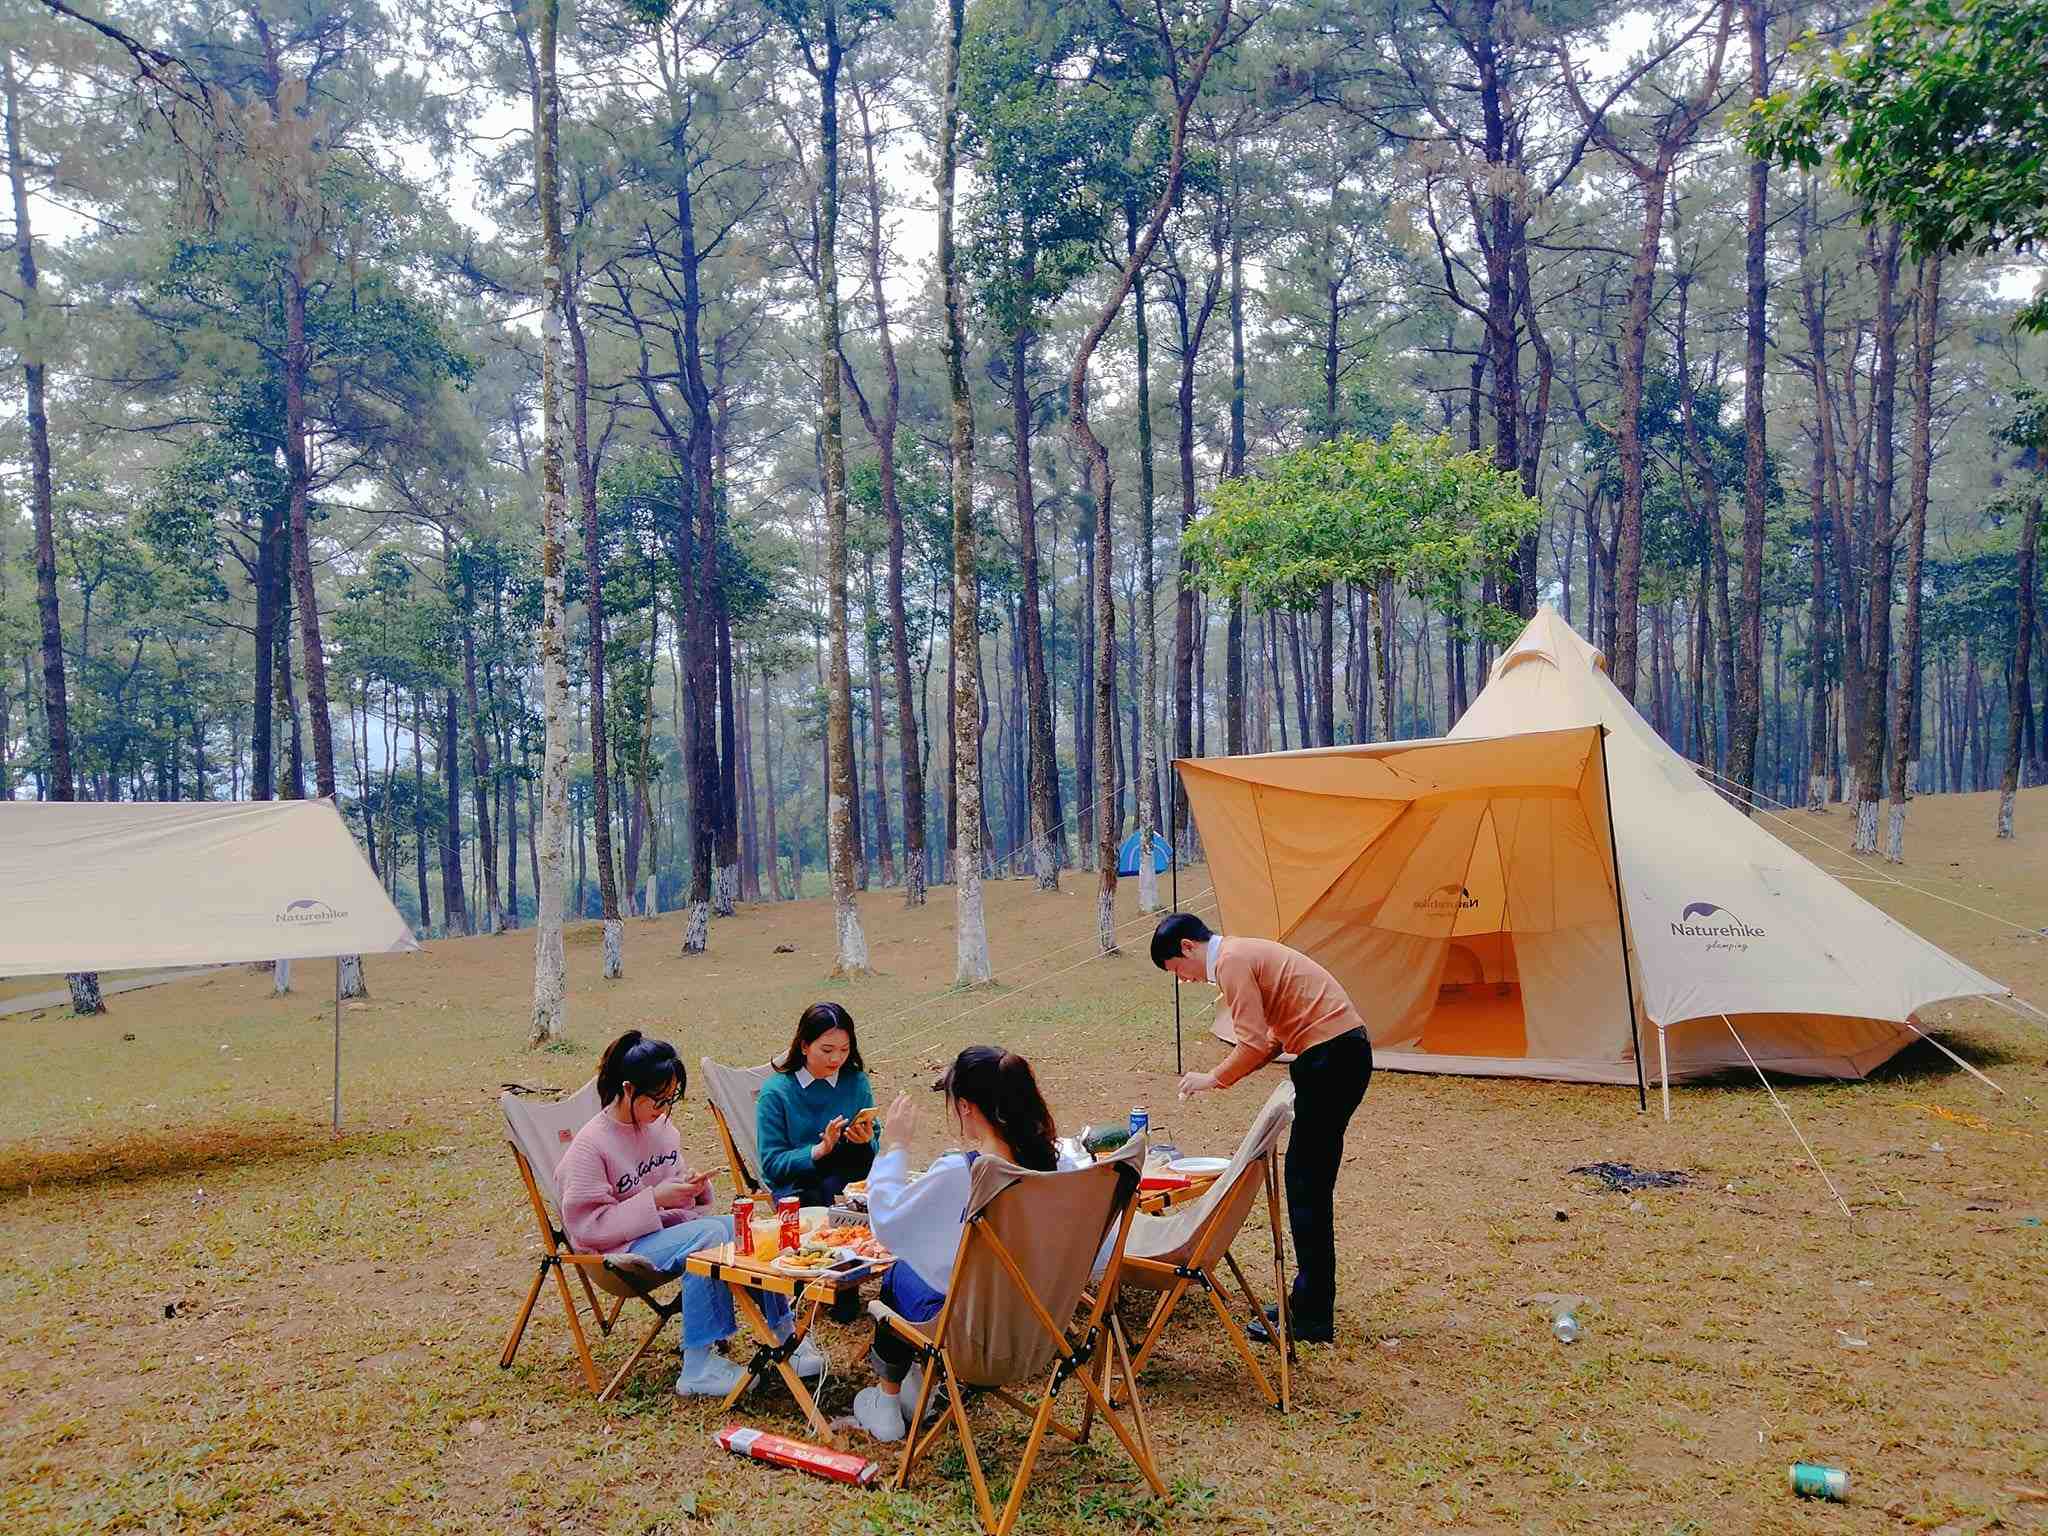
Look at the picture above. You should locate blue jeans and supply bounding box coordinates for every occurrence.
[625,1216,789,1351]
[871,1261,945,1383]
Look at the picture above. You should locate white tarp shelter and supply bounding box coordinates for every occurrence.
[1181,606,2008,1100]
[0,798,419,1126]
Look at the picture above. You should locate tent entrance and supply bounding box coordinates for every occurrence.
[1418,931,1527,1057]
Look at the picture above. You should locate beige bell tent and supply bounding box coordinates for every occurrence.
[0,798,420,1126]
[1179,607,2008,1093]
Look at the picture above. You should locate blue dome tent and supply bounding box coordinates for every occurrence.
[1116,829,1171,877]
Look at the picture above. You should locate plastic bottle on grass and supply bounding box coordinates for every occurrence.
[1550,1308,1582,1344]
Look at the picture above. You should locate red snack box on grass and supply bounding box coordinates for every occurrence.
[716,1426,880,1487]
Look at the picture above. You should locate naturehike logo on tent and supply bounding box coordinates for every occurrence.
[276,897,346,926]
[1413,881,1481,913]
[1670,901,1764,953]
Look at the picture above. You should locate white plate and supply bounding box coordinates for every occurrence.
[770,1253,852,1278]
[1167,1156,1230,1176]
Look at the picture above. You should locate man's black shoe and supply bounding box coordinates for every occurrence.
[1247,1304,1333,1345]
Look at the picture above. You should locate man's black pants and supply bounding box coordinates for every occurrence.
[1284,1027,1372,1323]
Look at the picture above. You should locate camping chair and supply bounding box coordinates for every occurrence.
[700,1058,774,1197]
[499,1084,684,1402]
[874,1138,1164,1536]
[1116,1082,1297,1411]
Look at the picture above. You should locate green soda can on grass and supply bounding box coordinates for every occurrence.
[1788,1463,1848,1501]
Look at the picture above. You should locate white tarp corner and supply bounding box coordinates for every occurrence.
[0,798,418,977]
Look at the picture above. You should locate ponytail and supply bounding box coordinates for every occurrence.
[940,1045,1058,1172]
[596,1029,684,1106]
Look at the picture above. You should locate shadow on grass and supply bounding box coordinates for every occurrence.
[1864,1030,2032,1082]
[0,1117,419,1201]
[1678,1028,2030,1096]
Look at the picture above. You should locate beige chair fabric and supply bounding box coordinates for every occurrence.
[699,1058,774,1192]
[935,1137,1147,1387]
[1127,1083,1294,1270]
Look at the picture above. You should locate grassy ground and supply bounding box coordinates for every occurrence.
[2,789,2046,1535]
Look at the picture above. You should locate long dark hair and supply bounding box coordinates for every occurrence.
[596,1029,683,1107]
[939,1046,1058,1172]
[777,1001,866,1075]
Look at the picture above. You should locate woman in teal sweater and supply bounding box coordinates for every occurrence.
[756,1002,877,1204]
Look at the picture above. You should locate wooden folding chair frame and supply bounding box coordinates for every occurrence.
[499,1142,681,1403]
[879,1175,1167,1536]
[1117,1148,1293,1412]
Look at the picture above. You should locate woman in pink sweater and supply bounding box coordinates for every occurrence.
[556,1030,821,1397]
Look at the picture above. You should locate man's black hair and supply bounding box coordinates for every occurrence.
[1150,912,1214,970]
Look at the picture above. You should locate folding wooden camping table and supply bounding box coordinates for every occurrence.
[683,1243,879,1447]
[1137,1170,1221,1215]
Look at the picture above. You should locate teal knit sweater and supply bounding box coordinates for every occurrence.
[755,1067,876,1194]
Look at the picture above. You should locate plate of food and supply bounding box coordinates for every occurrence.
[771,1242,852,1277]
[827,1223,893,1263]
[1167,1156,1230,1176]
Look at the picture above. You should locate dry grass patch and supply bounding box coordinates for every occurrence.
[2,789,2046,1534]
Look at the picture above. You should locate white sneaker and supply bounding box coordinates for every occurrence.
[902,1365,929,1420]
[675,1352,748,1398]
[790,1336,826,1378]
[853,1385,908,1443]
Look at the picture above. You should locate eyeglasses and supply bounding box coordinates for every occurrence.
[641,1088,680,1113]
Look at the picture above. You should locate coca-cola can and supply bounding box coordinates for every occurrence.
[731,1196,754,1246]
[778,1195,801,1252]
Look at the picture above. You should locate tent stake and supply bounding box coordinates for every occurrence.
[1597,730,1649,1115]
[332,956,342,1135]
[1170,766,1182,1078]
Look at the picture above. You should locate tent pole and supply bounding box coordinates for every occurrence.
[1657,1025,1671,1123]
[1170,764,1182,1078]
[1597,730,1648,1114]
[332,957,342,1134]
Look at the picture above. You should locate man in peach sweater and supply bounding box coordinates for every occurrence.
[1153,912,1372,1343]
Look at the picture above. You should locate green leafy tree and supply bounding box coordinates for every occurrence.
[1183,424,1543,736]
[1750,0,2048,328]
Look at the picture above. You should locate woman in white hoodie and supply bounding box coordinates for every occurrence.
[854,1045,1081,1442]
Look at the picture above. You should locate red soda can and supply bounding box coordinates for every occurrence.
[777,1196,801,1252]
[731,1196,754,1248]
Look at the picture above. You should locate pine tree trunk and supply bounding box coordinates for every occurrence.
[939,0,990,982]
[1997,491,2039,839]
[528,0,571,1041]
[1609,170,1671,705]
[1854,227,1903,854]
[737,665,761,904]
[812,2,870,974]
[1888,255,1940,861]
[1007,321,1060,893]
[462,611,501,933]
[8,47,102,1013]
[1225,157,1247,757]
[763,677,784,900]
[859,552,895,887]
[412,692,431,932]
[1132,251,1162,914]
[716,595,742,913]
[441,684,470,933]
[568,289,622,974]
[1729,0,1770,806]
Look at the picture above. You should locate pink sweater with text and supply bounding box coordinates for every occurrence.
[557,1110,714,1254]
